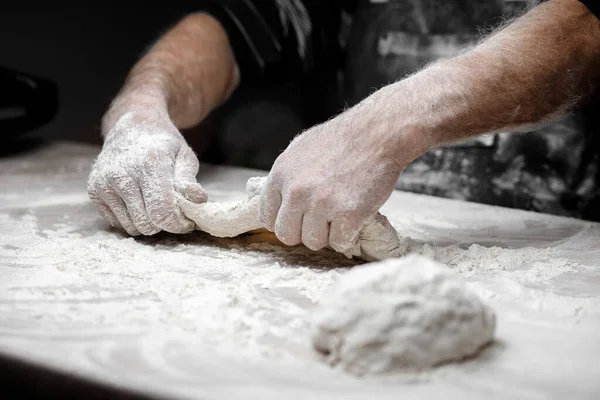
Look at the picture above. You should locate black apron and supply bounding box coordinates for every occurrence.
[343,0,600,220]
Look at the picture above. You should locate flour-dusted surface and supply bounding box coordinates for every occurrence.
[1,142,600,400]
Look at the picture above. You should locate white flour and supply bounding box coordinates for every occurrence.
[0,197,598,376]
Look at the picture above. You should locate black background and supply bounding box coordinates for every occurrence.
[0,3,205,145]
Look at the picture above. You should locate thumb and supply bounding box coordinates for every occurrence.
[174,145,208,203]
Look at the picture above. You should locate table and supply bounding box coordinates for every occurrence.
[1,141,599,399]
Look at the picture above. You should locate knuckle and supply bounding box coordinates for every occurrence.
[285,183,309,204]
[141,151,162,170]
[114,180,134,197]
[332,209,357,225]
[312,190,332,210]
[148,209,174,227]
[105,168,128,185]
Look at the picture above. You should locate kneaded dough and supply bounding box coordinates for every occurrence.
[310,254,496,375]
[178,177,265,238]
[178,176,408,261]
[348,212,408,261]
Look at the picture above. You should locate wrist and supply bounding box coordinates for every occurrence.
[101,88,170,139]
[345,82,435,169]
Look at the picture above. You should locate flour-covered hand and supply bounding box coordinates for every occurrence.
[88,105,206,236]
[259,111,405,253]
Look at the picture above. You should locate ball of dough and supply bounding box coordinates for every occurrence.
[310,254,496,376]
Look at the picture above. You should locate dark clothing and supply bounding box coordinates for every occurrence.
[201,0,600,221]
[201,0,354,83]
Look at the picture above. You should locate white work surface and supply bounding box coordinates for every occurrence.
[0,142,599,399]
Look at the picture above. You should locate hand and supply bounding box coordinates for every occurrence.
[88,102,206,236]
[258,111,405,253]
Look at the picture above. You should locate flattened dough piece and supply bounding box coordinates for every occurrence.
[178,176,408,260]
[311,254,496,375]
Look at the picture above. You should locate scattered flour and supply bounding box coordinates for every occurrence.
[0,192,91,210]
[405,240,580,281]
[0,196,598,376]
[311,255,496,376]
[0,210,356,364]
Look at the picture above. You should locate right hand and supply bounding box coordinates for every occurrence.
[88,103,207,236]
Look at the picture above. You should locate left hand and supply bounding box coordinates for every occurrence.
[258,110,405,253]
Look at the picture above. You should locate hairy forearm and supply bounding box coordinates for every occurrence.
[348,0,600,165]
[102,13,239,135]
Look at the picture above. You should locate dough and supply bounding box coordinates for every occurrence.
[310,254,496,375]
[350,212,408,261]
[179,176,408,261]
[178,177,265,238]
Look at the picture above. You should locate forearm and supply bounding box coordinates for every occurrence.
[102,13,239,136]
[347,0,600,165]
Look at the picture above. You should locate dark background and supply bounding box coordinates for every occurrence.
[1,3,318,169]
[0,3,211,145]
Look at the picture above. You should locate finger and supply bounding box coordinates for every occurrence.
[90,197,120,229]
[274,203,304,246]
[174,146,207,203]
[175,180,208,204]
[329,216,362,253]
[141,162,195,234]
[112,178,160,236]
[100,188,141,236]
[259,180,282,232]
[301,212,330,251]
